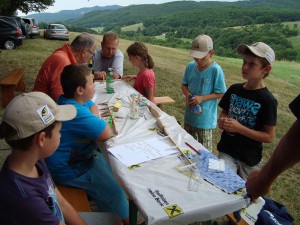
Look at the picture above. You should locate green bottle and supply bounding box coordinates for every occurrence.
[88,58,94,74]
[106,68,114,93]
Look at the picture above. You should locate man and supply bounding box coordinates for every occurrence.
[246,94,300,199]
[33,32,96,101]
[93,32,124,79]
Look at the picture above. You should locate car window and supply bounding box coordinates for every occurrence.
[22,18,29,24]
[32,19,38,25]
[57,25,66,29]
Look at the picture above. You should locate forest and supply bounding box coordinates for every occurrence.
[63,0,300,61]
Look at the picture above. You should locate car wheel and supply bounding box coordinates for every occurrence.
[4,39,16,50]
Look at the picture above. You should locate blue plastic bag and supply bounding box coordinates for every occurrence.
[255,197,294,225]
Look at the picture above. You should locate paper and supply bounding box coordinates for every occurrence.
[208,158,225,172]
[108,137,177,167]
[240,197,265,225]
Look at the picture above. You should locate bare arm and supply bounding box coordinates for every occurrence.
[89,104,99,117]
[121,75,137,82]
[96,124,112,141]
[189,93,224,106]
[246,121,300,199]
[56,188,86,225]
[221,118,276,143]
[144,87,154,103]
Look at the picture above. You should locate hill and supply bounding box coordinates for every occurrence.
[67,0,300,28]
[0,33,299,223]
[0,33,299,222]
[23,5,123,23]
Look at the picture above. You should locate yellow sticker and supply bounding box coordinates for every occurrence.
[232,189,246,195]
[164,204,184,218]
[128,164,141,170]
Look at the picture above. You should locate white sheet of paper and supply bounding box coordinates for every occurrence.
[108,138,178,167]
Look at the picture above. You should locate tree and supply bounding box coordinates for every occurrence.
[0,0,54,16]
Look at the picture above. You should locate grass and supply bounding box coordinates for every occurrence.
[0,32,299,224]
[121,23,144,32]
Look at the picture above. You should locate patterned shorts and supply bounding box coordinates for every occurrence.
[184,123,213,152]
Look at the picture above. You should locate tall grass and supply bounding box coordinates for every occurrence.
[0,32,299,223]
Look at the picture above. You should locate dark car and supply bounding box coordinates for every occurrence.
[0,16,23,35]
[0,19,23,50]
[44,24,69,41]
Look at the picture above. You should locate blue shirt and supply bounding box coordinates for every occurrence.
[182,61,226,129]
[46,96,107,183]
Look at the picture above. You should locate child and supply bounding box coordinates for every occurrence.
[0,92,86,225]
[122,42,156,103]
[217,42,278,180]
[45,64,129,225]
[181,34,226,152]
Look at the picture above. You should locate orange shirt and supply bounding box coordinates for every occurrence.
[33,44,77,101]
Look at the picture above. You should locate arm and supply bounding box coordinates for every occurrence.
[181,84,191,104]
[144,87,154,103]
[246,121,300,199]
[221,118,276,143]
[111,50,124,78]
[122,75,137,82]
[89,104,99,117]
[56,188,86,225]
[189,93,224,106]
[96,124,112,142]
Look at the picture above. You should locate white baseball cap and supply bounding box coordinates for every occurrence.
[2,92,76,140]
[237,42,275,65]
[189,34,213,59]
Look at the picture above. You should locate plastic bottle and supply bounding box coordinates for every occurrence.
[188,94,202,114]
[88,58,94,74]
[106,68,114,94]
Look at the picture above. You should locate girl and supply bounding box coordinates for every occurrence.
[122,42,156,103]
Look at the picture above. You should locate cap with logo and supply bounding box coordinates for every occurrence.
[189,34,213,59]
[2,92,77,140]
[237,42,275,65]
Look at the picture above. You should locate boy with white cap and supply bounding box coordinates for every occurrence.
[217,42,278,180]
[0,92,87,225]
[181,34,226,152]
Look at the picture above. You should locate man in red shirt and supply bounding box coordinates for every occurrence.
[33,32,96,101]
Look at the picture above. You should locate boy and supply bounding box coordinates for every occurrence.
[0,92,86,225]
[45,64,129,225]
[217,42,278,180]
[181,34,226,152]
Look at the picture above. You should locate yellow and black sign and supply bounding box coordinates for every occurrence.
[164,204,184,218]
[128,164,141,170]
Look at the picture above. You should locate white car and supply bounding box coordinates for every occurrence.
[44,24,69,41]
[21,17,40,38]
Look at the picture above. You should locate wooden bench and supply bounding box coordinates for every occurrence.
[155,96,175,109]
[57,185,91,212]
[227,212,248,225]
[0,68,26,108]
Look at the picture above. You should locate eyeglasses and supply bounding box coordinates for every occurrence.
[86,49,94,57]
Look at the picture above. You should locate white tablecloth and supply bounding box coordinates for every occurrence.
[92,80,248,225]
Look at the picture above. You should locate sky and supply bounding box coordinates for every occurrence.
[20,0,237,15]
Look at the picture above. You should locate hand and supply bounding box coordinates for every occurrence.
[246,169,272,200]
[94,71,107,80]
[222,117,242,133]
[188,95,204,106]
[218,117,227,130]
[121,75,136,82]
